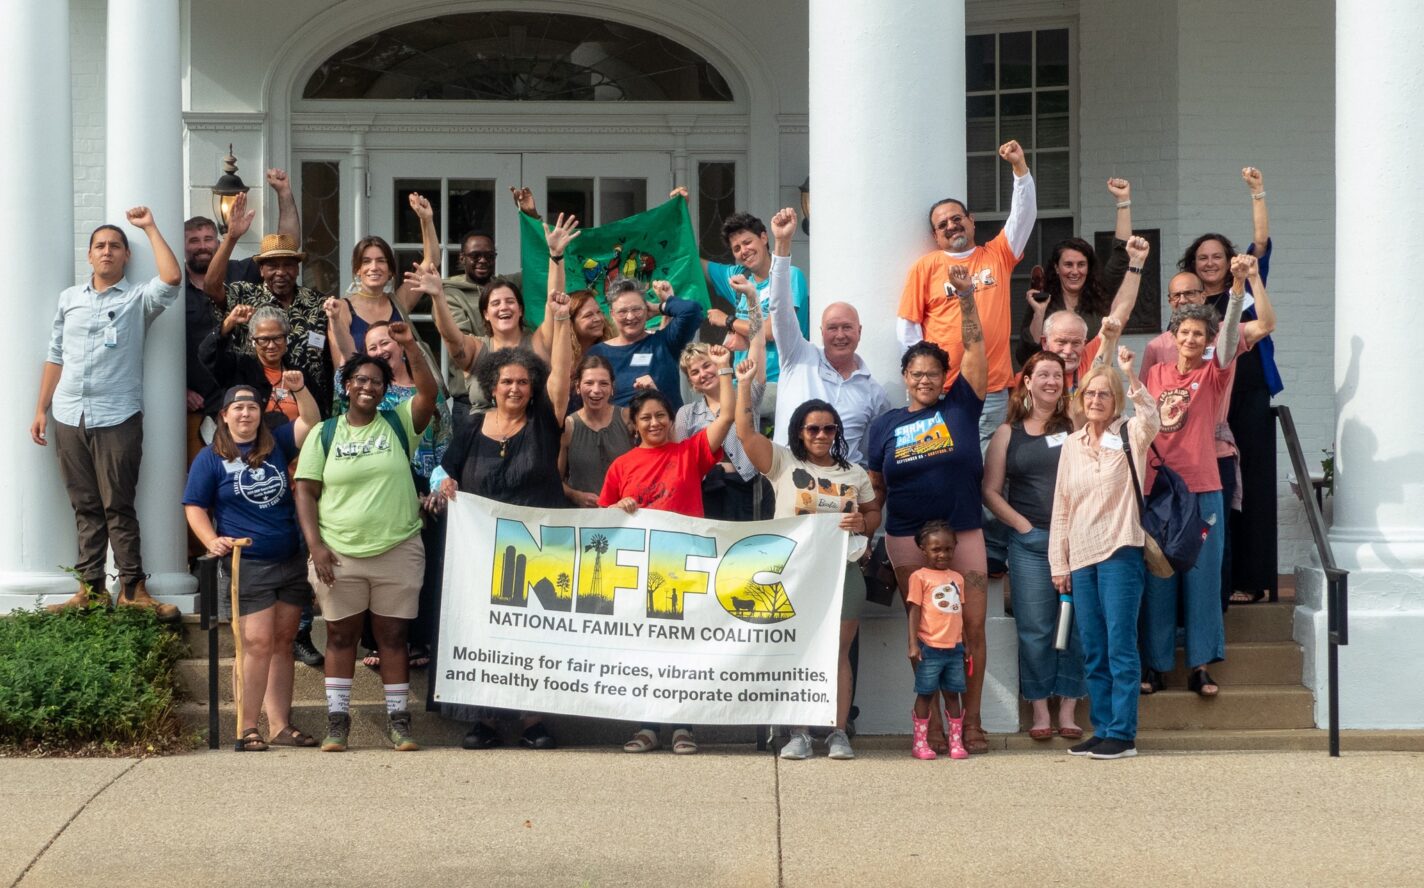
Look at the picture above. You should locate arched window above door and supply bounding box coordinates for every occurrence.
[302,11,735,101]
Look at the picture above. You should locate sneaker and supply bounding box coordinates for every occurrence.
[779,732,813,760]
[1089,738,1137,760]
[462,721,502,750]
[520,722,557,750]
[387,710,420,751]
[1067,736,1104,756]
[826,729,855,760]
[320,712,350,752]
[292,631,325,668]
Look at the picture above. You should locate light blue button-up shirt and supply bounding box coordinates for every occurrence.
[46,275,179,428]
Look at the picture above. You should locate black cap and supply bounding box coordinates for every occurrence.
[221,385,261,409]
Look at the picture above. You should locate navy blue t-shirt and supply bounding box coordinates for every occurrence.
[586,297,703,410]
[182,423,300,561]
[866,376,985,535]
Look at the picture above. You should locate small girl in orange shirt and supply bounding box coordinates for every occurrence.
[906,520,970,760]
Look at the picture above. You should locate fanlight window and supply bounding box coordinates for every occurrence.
[303,12,734,101]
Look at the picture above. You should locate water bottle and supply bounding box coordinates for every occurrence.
[1054,594,1074,651]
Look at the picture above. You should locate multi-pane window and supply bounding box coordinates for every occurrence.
[299,161,342,296]
[966,28,1077,364]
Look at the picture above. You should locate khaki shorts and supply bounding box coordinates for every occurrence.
[315,534,424,622]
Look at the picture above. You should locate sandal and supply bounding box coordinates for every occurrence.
[235,727,269,752]
[1140,667,1164,696]
[1188,668,1220,697]
[623,728,660,753]
[671,728,699,755]
[1028,726,1055,741]
[1057,725,1084,740]
[963,723,989,755]
[361,649,381,671]
[1230,589,1267,604]
[408,644,431,669]
[269,725,318,748]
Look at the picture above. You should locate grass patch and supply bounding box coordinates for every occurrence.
[0,602,191,755]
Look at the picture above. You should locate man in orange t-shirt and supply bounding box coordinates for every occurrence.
[898,140,1036,450]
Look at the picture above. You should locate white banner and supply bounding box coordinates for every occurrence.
[435,494,847,726]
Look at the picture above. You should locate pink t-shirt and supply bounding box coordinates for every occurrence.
[1140,326,1251,460]
[906,567,966,648]
[1144,358,1234,493]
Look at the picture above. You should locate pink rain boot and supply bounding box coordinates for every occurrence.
[911,712,938,760]
[946,713,970,760]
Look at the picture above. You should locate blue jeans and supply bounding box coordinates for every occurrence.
[913,642,967,695]
[1009,528,1085,700]
[978,388,1009,453]
[1071,546,1144,741]
[1142,490,1227,672]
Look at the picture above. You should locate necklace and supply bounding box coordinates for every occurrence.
[489,412,526,459]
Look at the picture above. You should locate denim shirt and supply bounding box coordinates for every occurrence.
[47,275,179,428]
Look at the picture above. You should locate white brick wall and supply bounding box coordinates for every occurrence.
[1080,0,1335,575]
[71,0,106,281]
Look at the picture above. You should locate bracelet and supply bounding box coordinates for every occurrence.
[1252,191,1266,201]
[553,313,570,321]
[550,253,564,261]
[724,314,736,330]
[1127,266,1144,275]
[290,385,305,393]
[1116,200,1132,209]
[716,367,734,377]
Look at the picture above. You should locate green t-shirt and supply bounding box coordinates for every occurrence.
[295,400,421,558]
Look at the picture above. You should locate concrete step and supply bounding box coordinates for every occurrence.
[1223,602,1294,642]
[177,702,771,750]
[1162,641,1302,686]
[1041,685,1316,731]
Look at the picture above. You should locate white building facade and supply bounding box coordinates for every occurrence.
[4,0,1419,730]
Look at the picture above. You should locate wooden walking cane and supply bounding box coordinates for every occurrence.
[228,537,253,751]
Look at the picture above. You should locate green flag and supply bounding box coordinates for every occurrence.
[519,195,710,327]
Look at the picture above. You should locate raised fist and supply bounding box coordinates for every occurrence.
[266,168,290,193]
[1230,254,1257,282]
[947,265,973,295]
[1125,235,1150,265]
[1107,178,1131,201]
[280,369,305,391]
[1100,316,1123,340]
[998,140,1026,168]
[408,192,433,220]
[125,206,155,229]
[651,280,674,302]
[770,207,797,241]
[1241,167,1264,194]
[1117,345,1136,375]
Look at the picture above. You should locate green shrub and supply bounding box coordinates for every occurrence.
[0,604,188,750]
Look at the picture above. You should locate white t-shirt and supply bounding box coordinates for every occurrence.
[768,443,876,560]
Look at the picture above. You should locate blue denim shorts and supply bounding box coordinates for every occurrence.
[913,641,967,695]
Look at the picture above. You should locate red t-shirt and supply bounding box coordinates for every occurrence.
[1144,358,1234,493]
[598,429,721,517]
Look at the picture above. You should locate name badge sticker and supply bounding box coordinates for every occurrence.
[306,330,326,349]
[1101,433,1124,451]
[1203,345,1216,360]
[103,325,118,348]
[221,458,246,475]
[630,352,653,368]
[1045,432,1067,448]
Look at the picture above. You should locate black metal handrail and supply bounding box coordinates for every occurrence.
[196,556,220,750]
[1274,405,1348,757]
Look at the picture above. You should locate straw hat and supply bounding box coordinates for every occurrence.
[252,234,307,262]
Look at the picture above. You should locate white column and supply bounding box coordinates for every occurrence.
[106,0,194,603]
[1328,0,1424,726]
[0,2,77,608]
[808,0,966,388]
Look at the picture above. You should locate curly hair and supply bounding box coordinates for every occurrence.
[914,519,957,548]
[900,340,950,376]
[1006,351,1073,434]
[786,399,850,470]
[338,352,393,395]
[474,346,549,413]
[1043,237,1109,318]
[1168,302,1221,342]
[1178,232,1237,286]
[720,212,767,246]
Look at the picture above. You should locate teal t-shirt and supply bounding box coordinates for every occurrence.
[707,261,810,383]
[294,399,421,558]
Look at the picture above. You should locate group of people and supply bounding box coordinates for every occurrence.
[32,140,1281,761]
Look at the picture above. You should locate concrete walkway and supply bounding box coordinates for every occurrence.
[2,745,1421,887]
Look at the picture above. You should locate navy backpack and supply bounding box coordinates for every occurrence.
[1123,432,1210,575]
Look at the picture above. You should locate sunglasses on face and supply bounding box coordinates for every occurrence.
[463,250,497,261]
[803,424,839,437]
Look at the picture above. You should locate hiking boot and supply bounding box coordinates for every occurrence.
[826,729,855,760]
[292,630,325,667]
[117,578,181,623]
[387,710,420,751]
[45,579,106,613]
[779,731,812,760]
[321,712,351,752]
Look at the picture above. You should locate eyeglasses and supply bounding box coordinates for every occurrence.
[1081,390,1114,401]
[934,216,966,231]
[252,335,284,346]
[803,424,839,437]
[349,374,383,388]
[462,250,497,261]
[613,307,646,317]
[1168,288,1204,303]
[906,371,943,382]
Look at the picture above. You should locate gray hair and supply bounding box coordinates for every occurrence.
[1043,310,1088,340]
[1168,303,1220,341]
[247,306,290,335]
